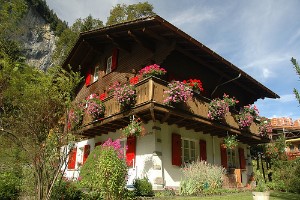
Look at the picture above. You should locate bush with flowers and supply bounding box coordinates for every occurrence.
[163,80,193,105]
[235,104,259,128]
[122,116,144,137]
[79,138,127,199]
[183,79,204,94]
[139,64,167,78]
[109,82,137,110]
[68,103,84,130]
[258,117,272,137]
[208,94,239,121]
[85,93,105,120]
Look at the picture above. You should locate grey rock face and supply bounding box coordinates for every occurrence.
[18,7,56,71]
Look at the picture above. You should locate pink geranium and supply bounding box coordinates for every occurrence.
[163,81,193,105]
[139,64,167,78]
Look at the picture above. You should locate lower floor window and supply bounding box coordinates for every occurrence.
[182,138,196,163]
[227,149,236,168]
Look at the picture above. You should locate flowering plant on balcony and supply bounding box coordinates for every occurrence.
[68,103,84,130]
[122,116,144,137]
[265,143,279,159]
[139,64,167,78]
[208,94,239,121]
[85,94,105,120]
[258,117,272,137]
[129,76,139,85]
[109,82,137,110]
[183,79,204,94]
[163,80,193,105]
[235,104,259,128]
[222,135,238,149]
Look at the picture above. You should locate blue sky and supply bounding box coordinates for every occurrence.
[46,0,300,120]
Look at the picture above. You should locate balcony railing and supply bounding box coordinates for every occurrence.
[81,76,263,141]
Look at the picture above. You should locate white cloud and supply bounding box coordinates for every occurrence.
[170,7,216,26]
[277,94,296,103]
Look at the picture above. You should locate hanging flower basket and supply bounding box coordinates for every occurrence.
[122,116,144,137]
[258,117,272,137]
[85,94,105,120]
[235,104,259,128]
[223,135,238,149]
[163,80,193,106]
[208,94,239,121]
[139,64,167,78]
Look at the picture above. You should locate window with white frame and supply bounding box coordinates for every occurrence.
[181,138,196,163]
[93,65,100,82]
[227,148,236,168]
[106,56,112,74]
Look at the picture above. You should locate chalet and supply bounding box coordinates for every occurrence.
[63,15,279,189]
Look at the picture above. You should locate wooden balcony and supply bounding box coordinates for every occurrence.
[80,76,269,145]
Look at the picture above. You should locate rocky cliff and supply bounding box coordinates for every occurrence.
[19,7,56,71]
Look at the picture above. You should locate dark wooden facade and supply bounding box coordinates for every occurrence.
[63,15,279,145]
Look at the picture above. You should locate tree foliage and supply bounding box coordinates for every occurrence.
[0,52,82,199]
[292,57,300,104]
[106,2,155,26]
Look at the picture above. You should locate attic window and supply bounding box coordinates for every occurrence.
[106,56,112,74]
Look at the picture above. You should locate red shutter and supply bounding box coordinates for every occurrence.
[220,144,228,168]
[126,136,136,167]
[68,147,77,169]
[111,48,118,71]
[199,139,207,161]
[172,133,182,166]
[239,148,246,169]
[95,142,102,148]
[83,144,90,164]
[85,68,91,86]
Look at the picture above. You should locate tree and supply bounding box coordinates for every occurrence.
[0,53,82,199]
[292,57,300,104]
[106,2,155,26]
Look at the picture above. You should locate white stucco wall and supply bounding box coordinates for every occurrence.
[63,120,252,188]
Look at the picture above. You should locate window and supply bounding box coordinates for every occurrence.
[93,65,100,82]
[120,139,127,158]
[106,56,112,74]
[227,149,236,168]
[181,138,196,163]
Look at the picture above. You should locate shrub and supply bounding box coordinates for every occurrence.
[133,177,154,196]
[79,138,128,199]
[0,172,20,200]
[180,160,225,196]
[50,180,82,200]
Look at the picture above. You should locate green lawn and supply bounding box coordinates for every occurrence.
[155,191,300,200]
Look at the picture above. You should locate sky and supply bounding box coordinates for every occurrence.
[46,0,300,120]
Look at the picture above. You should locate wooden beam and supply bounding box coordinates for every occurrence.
[106,34,131,53]
[128,30,155,53]
[142,27,167,43]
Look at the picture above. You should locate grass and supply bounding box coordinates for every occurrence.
[154,191,300,200]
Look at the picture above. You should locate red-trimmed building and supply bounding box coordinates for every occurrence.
[63,15,278,188]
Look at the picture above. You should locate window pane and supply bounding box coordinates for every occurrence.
[106,56,112,74]
[190,141,195,149]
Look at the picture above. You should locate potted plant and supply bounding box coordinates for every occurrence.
[122,116,144,137]
[109,82,137,110]
[208,94,239,121]
[183,79,204,94]
[222,135,238,149]
[138,64,167,78]
[252,170,270,200]
[236,104,259,128]
[258,117,272,137]
[163,80,193,106]
[85,93,105,121]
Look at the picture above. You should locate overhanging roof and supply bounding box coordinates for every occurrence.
[63,15,279,100]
